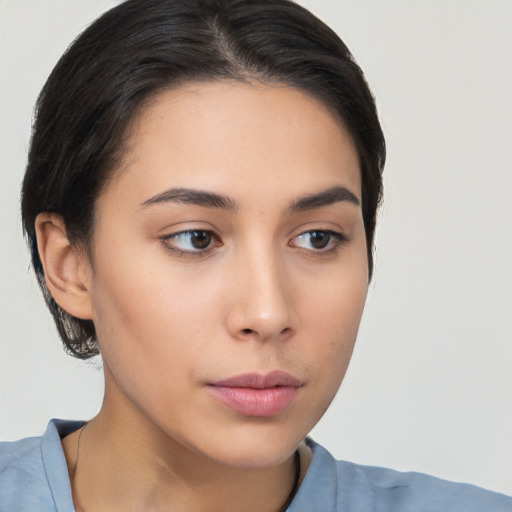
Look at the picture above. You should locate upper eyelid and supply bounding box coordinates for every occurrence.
[292,227,347,240]
[160,229,220,249]
[291,229,346,243]
[159,227,346,240]
[160,228,217,238]
[291,228,348,250]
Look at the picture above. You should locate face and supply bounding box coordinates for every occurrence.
[85,81,368,468]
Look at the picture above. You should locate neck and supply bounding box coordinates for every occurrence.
[62,387,310,512]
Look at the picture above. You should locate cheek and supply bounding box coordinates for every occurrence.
[88,244,220,385]
[301,257,367,378]
[89,265,220,429]
[92,236,216,329]
[286,265,367,433]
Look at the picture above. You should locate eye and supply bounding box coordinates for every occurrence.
[290,230,345,252]
[161,230,219,254]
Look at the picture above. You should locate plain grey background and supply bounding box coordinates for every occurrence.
[1,0,511,495]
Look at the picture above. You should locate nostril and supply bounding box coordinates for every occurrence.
[239,327,292,338]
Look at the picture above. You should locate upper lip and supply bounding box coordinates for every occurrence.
[210,370,302,389]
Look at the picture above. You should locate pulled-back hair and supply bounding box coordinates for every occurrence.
[21,0,385,359]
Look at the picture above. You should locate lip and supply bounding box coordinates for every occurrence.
[207,371,302,417]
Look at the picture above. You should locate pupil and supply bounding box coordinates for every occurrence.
[311,231,330,249]
[191,231,211,249]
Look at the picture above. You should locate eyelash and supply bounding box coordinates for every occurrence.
[289,230,347,254]
[159,229,347,258]
[159,230,221,258]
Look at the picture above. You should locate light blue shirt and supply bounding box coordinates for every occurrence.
[1,419,511,511]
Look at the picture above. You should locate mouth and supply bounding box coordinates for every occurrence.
[207,371,302,417]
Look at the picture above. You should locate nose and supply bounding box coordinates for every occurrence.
[224,247,296,343]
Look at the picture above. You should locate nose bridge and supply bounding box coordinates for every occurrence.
[226,236,294,341]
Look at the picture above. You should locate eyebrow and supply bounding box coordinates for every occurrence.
[140,188,238,211]
[285,186,360,214]
[140,185,360,213]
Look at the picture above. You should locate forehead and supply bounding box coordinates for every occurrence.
[103,80,361,208]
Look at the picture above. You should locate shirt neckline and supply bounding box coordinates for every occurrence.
[42,419,337,512]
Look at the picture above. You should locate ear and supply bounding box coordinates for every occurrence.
[35,213,94,320]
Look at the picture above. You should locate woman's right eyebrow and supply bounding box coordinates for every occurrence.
[140,188,238,211]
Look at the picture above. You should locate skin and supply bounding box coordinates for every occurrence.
[37,81,369,511]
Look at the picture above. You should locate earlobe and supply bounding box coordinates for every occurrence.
[35,213,94,320]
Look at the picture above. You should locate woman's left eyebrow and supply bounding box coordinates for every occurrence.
[284,186,360,214]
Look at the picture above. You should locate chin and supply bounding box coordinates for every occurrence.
[214,423,308,468]
[211,445,298,470]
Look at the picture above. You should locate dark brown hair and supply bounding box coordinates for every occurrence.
[21,0,385,358]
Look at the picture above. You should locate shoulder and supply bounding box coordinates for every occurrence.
[0,434,43,477]
[337,458,512,512]
[291,439,512,512]
[0,434,54,510]
[0,420,82,512]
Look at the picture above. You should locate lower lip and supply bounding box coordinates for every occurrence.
[207,385,298,416]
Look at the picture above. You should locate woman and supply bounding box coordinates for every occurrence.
[0,0,510,510]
